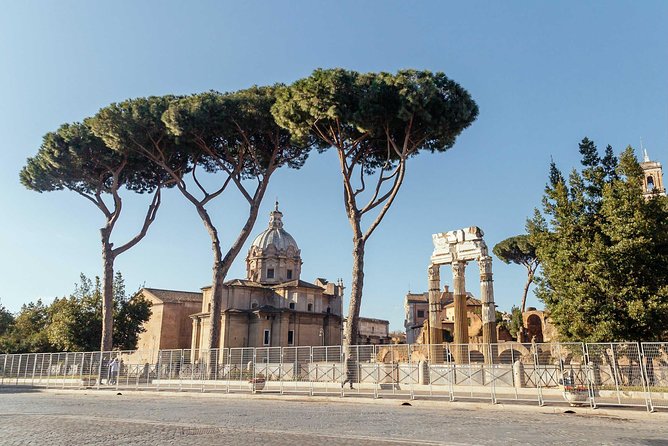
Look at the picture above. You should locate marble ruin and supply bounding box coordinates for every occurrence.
[428,226,497,348]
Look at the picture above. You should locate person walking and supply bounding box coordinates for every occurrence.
[108,358,119,385]
[341,353,355,389]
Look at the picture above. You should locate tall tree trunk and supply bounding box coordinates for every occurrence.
[219,201,264,283]
[195,205,224,353]
[344,235,365,349]
[519,270,534,340]
[203,183,269,352]
[100,228,115,352]
[521,271,533,314]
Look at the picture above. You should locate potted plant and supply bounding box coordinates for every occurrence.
[561,374,589,406]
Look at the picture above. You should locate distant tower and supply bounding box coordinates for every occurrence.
[640,146,666,198]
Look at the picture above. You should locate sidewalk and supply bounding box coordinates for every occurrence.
[15,386,667,422]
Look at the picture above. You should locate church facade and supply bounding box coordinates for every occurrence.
[135,204,344,361]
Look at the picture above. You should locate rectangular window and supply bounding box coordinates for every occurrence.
[267,268,274,279]
[287,330,294,345]
[307,303,313,312]
[287,269,293,279]
[417,310,425,318]
[289,302,295,310]
[263,329,270,346]
[467,317,471,327]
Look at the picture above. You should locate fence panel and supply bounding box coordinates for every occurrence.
[342,345,376,396]
[488,343,540,404]
[447,344,493,402]
[155,349,181,391]
[375,344,412,398]
[0,354,6,385]
[535,343,590,407]
[407,344,448,400]
[642,343,668,411]
[227,347,254,393]
[254,347,282,394]
[311,345,342,395]
[1,341,665,412]
[281,346,312,394]
[586,342,649,409]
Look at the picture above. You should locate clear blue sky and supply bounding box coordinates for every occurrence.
[1,1,666,331]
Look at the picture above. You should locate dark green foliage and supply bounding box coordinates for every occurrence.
[273,68,479,172]
[0,301,13,337]
[0,300,53,353]
[493,235,537,269]
[272,69,478,347]
[529,140,668,342]
[493,235,539,314]
[163,86,310,176]
[0,273,151,353]
[496,307,523,339]
[90,90,311,352]
[508,306,524,338]
[87,96,189,180]
[20,122,165,195]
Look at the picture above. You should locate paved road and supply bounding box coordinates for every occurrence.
[1,390,667,445]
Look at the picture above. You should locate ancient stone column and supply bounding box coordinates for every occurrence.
[452,261,468,346]
[478,255,497,346]
[427,264,442,346]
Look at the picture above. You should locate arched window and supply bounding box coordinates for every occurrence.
[647,176,655,191]
[307,303,313,312]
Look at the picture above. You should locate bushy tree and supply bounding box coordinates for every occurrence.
[47,273,151,352]
[273,69,478,347]
[0,273,151,353]
[0,300,53,353]
[493,235,539,315]
[529,139,668,342]
[0,301,13,337]
[20,123,169,350]
[90,89,310,350]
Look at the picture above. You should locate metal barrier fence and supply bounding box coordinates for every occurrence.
[1,342,667,412]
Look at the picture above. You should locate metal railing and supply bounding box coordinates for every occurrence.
[1,342,666,412]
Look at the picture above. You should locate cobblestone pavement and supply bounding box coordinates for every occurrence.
[1,390,668,445]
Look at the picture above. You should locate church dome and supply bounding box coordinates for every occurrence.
[250,202,299,252]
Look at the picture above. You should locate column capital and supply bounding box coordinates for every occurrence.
[478,255,493,275]
[452,261,466,278]
[427,263,440,280]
